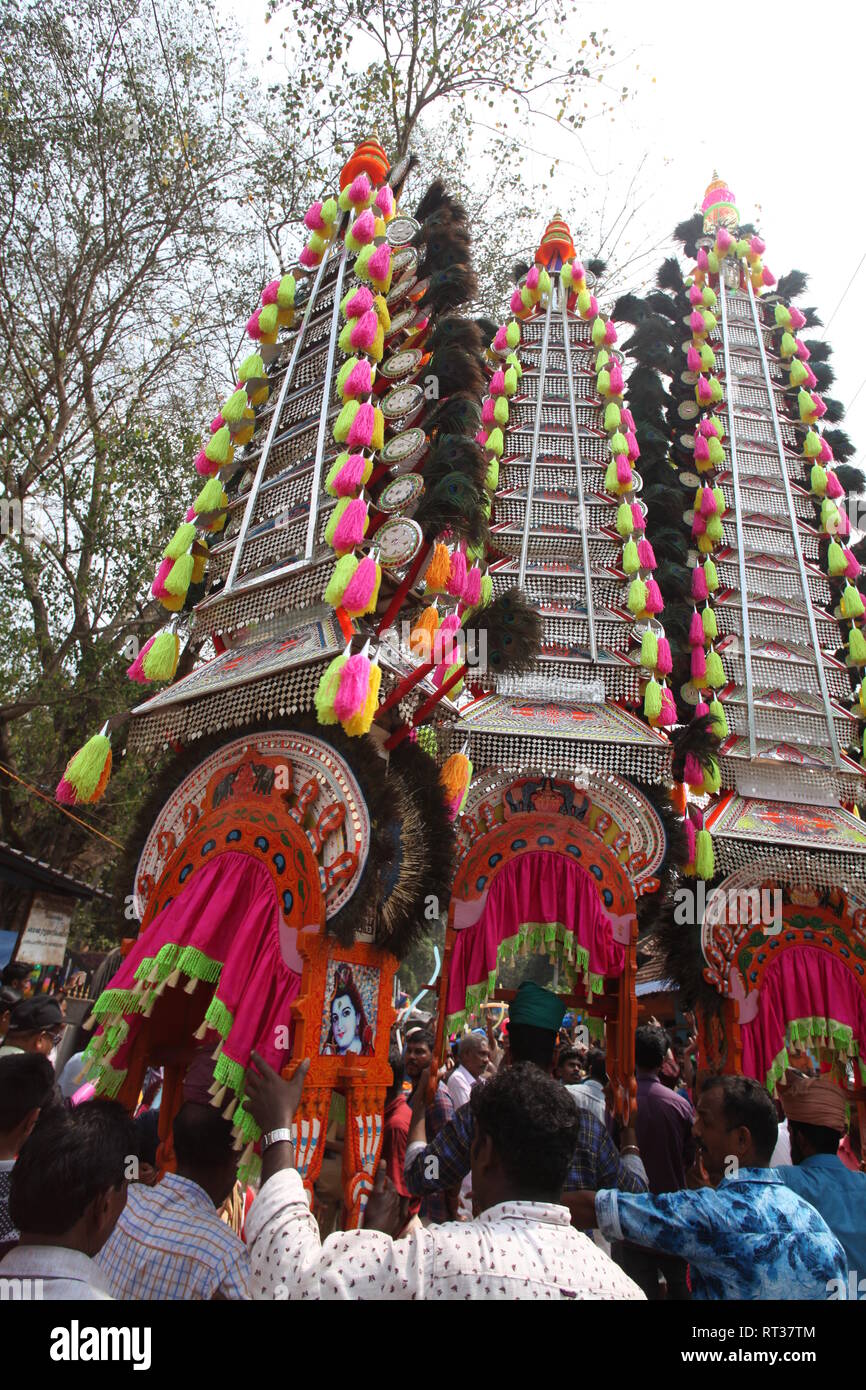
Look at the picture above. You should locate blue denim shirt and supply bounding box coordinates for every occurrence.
[595,1168,847,1300]
[774,1152,866,1280]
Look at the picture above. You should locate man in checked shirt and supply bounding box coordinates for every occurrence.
[404,984,647,1212]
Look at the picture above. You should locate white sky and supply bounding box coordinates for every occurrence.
[224,0,866,465]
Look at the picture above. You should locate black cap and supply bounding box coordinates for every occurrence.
[0,986,21,1009]
[7,996,64,1034]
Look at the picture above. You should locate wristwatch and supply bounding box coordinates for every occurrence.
[261,1126,294,1152]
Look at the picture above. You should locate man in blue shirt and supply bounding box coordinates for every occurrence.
[565,1074,847,1299]
[775,1069,866,1280]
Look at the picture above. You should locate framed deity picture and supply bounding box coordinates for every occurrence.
[319,960,380,1057]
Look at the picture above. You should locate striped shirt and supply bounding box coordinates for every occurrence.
[96,1173,251,1300]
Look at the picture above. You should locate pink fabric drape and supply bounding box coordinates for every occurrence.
[107,851,300,1075]
[446,849,625,1019]
[741,946,866,1086]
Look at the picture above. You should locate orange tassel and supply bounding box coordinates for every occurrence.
[425,542,451,593]
[670,782,688,816]
[410,605,440,654]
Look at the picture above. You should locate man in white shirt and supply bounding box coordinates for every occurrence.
[566,1048,608,1127]
[244,1052,645,1301]
[0,1100,136,1299]
[446,1031,490,1110]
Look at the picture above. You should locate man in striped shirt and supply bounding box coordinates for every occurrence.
[97,1083,250,1300]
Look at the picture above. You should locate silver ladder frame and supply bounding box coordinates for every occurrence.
[743,276,843,769]
[560,283,597,661]
[517,287,554,587]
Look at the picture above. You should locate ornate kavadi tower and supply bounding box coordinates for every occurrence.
[620,177,866,1136]
[433,218,686,1123]
[64,144,540,1225]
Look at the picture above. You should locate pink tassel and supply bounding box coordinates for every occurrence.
[368,242,391,282]
[350,309,379,352]
[481,397,496,426]
[431,660,448,689]
[210,414,225,434]
[700,487,717,517]
[810,394,827,419]
[803,366,817,390]
[691,645,707,679]
[343,359,373,398]
[696,376,713,404]
[299,245,319,268]
[825,472,844,500]
[694,434,710,463]
[621,408,635,431]
[475,429,489,447]
[689,284,703,306]
[656,637,673,676]
[762,267,776,287]
[464,565,482,606]
[692,513,707,537]
[658,690,678,727]
[127,635,156,684]
[151,558,173,599]
[440,613,462,636]
[789,306,806,330]
[305,201,325,231]
[685,818,697,863]
[348,173,372,206]
[261,278,280,306]
[246,309,263,340]
[626,430,640,461]
[605,320,617,345]
[195,448,216,477]
[526,265,540,290]
[493,326,509,352]
[447,550,468,597]
[334,651,371,721]
[645,579,664,614]
[684,752,703,787]
[510,289,524,314]
[589,295,599,317]
[699,417,718,438]
[55,778,78,806]
[845,549,862,580]
[716,227,733,254]
[697,248,709,272]
[347,402,375,449]
[332,499,368,552]
[350,208,376,245]
[692,566,708,601]
[690,310,706,334]
[609,363,624,395]
[616,455,632,486]
[185,506,196,522]
[375,185,394,218]
[838,509,851,538]
[631,502,643,530]
[334,453,368,496]
[572,261,585,280]
[637,538,656,569]
[689,610,705,646]
[796,340,811,362]
[750,235,766,256]
[489,369,506,397]
[695,700,709,719]
[345,285,374,318]
[687,345,702,372]
[820,438,834,464]
[342,555,378,613]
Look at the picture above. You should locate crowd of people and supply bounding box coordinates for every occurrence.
[0,965,863,1301]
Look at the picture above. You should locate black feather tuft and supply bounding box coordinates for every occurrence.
[426,343,486,398]
[824,428,855,461]
[419,264,478,315]
[801,306,823,329]
[469,588,541,675]
[511,259,531,284]
[422,391,482,440]
[776,269,809,302]
[428,316,486,357]
[810,361,835,393]
[586,257,607,277]
[612,292,646,325]
[414,179,467,226]
[803,338,832,363]
[475,316,498,344]
[424,432,487,489]
[657,257,685,294]
[415,474,487,546]
[644,291,681,324]
[834,464,866,497]
[670,714,721,783]
[821,397,845,425]
[672,213,704,257]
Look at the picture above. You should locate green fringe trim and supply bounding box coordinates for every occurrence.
[83,1020,130,1064]
[176,946,222,983]
[213,1049,246,1096]
[88,1061,128,1099]
[134,943,181,984]
[584,1014,605,1042]
[231,1100,261,1145]
[92,988,143,1019]
[238,1153,262,1187]
[204,995,234,1041]
[764,1015,865,1094]
[444,921,606,1034]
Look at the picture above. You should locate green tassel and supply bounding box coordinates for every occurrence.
[804,430,823,459]
[338,320,357,355]
[194,478,225,515]
[702,286,717,308]
[324,497,350,548]
[333,398,360,444]
[505,321,520,348]
[705,650,725,687]
[849,627,866,665]
[595,348,610,371]
[828,541,848,576]
[780,331,797,359]
[706,514,724,543]
[494,395,509,427]
[709,377,723,404]
[204,425,231,464]
[505,351,522,377]
[538,268,551,295]
[520,285,534,309]
[700,344,716,372]
[315,653,348,724]
[503,367,518,396]
[841,584,865,620]
[821,498,840,531]
[640,628,658,669]
[708,698,728,738]
[811,464,828,496]
[237,353,264,383]
[577,289,591,316]
[321,197,337,225]
[643,677,662,720]
[617,502,634,537]
[702,309,717,332]
[707,436,725,466]
[789,359,808,388]
[775,303,792,329]
[63,733,111,802]
[704,559,719,592]
[277,273,296,309]
[336,356,359,395]
[221,387,249,424]
[604,402,621,432]
[702,757,721,794]
[325,452,349,496]
[622,539,640,574]
[480,572,493,606]
[798,388,816,421]
[164,553,193,598]
[702,606,718,640]
[712,486,726,515]
[609,431,628,456]
[707,250,719,275]
[486,427,504,458]
[141,631,179,682]
[353,244,374,279]
[695,829,714,880]
[324,553,359,607]
[604,457,619,493]
[163,522,196,560]
[484,456,500,490]
[597,369,611,397]
[628,577,647,615]
[591,316,607,347]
